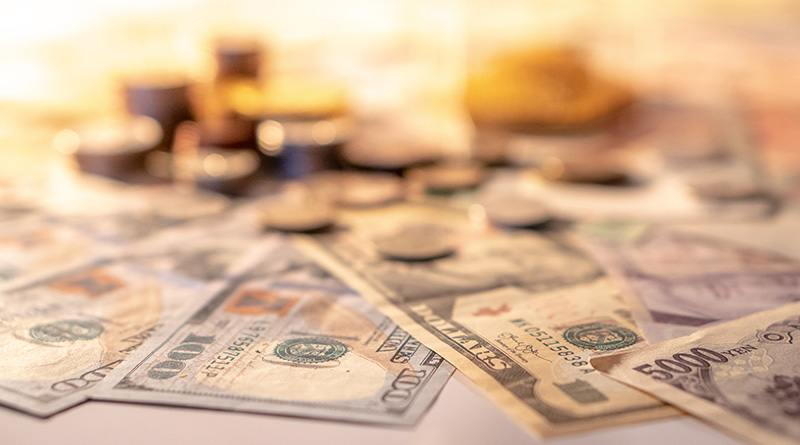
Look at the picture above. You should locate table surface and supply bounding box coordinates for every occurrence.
[1,372,738,445]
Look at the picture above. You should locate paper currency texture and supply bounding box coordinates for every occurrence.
[99,240,453,426]
[592,301,800,445]
[300,204,676,436]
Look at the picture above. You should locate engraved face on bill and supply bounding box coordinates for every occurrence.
[584,227,800,342]
[592,301,800,445]
[99,242,453,426]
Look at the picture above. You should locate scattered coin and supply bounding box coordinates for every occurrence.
[689,180,765,201]
[147,189,230,220]
[305,172,405,207]
[59,115,163,180]
[260,195,335,233]
[539,152,633,185]
[374,223,457,261]
[479,194,553,228]
[408,163,486,193]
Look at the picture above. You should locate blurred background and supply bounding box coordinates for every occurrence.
[1,0,799,206]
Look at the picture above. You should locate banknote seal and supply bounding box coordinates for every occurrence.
[29,320,104,343]
[274,337,348,364]
[562,323,637,351]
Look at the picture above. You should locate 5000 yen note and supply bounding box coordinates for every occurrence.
[298,204,674,437]
[97,240,453,426]
[592,301,800,445]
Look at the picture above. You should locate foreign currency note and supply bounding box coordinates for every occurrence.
[98,239,454,426]
[0,223,267,417]
[582,223,800,342]
[298,204,675,436]
[592,301,800,445]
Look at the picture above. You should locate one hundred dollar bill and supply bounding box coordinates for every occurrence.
[97,240,453,426]
[592,301,800,445]
[582,224,800,342]
[0,224,269,417]
[298,204,675,436]
[0,261,215,416]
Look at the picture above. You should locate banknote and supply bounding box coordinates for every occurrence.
[592,301,800,445]
[0,224,269,417]
[0,176,232,292]
[298,204,675,436]
[98,239,454,426]
[583,224,800,342]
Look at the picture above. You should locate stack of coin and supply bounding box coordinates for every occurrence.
[122,76,194,151]
[56,115,163,180]
[257,116,346,179]
[213,37,264,81]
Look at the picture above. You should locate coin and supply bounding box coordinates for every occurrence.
[260,196,335,232]
[479,194,553,228]
[408,163,486,193]
[305,172,405,207]
[61,115,163,180]
[374,223,457,261]
[540,155,630,184]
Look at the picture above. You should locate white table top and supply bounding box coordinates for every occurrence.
[1,372,738,445]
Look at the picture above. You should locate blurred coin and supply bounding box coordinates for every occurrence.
[147,189,230,220]
[213,37,263,80]
[57,115,163,180]
[408,163,486,193]
[305,172,405,207]
[689,180,764,201]
[374,223,456,261]
[260,195,335,233]
[342,143,435,173]
[121,76,193,148]
[479,194,553,228]
[540,151,634,185]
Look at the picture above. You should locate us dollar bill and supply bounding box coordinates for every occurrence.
[0,178,231,292]
[98,239,453,426]
[582,223,800,342]
[0,223,269,417]
[298,204,675,436]
[592,301,800,445]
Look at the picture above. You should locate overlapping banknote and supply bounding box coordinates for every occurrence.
[0,215,270,416]
[299,203,677,436]
[592,301,800,445]
[581,215,800,342]
[97,238,453,425]
[0,174,231,292]
[0,195,454,425]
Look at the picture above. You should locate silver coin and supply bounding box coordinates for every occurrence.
[690,181,764,201]
[260,198,335,232]
[408,163,486,192]
[540,153,632,185]
[374,223,457,261]
[306,172,405,207]
[479,194,553,227]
